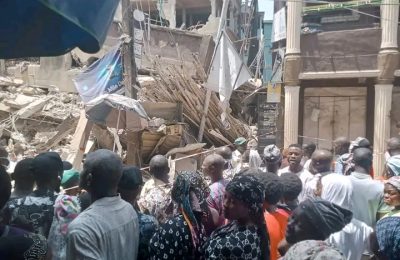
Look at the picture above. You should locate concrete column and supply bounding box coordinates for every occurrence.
[284,86,300,147]
[373,84,393,177]
[210,0,217,18]
[286,0,302,55]
[380,0,399,52]
[182,8,187,26]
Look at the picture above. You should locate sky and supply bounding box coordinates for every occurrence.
[259,1,274,21]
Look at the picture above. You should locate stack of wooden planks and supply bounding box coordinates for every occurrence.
[139,60,250,146]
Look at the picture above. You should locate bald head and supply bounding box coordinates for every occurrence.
[149,155,169,179]
[353,147,373,172]
[202,154,225,180]
[388,137,400,156]
[80,149,123,199]
[215,146,233,160]
[311,150,333,174]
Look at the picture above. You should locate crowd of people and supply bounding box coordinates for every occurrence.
[0,136,399,260]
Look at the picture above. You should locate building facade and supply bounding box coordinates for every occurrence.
[276,0,399,176]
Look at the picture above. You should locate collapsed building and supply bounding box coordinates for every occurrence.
[0,0,265,170]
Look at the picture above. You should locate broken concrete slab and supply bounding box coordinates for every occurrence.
[16,97,52,119]
[0,76,23,86]
[4,95,36,109]
[36,115,78,152]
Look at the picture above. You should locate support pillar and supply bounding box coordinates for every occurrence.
[380,0,399,52]
[286,0,302,55]
[373,0,399,177]
[373,84,393,177]
[284,86,300,147]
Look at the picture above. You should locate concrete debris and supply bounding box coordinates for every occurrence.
[0,81,81,157]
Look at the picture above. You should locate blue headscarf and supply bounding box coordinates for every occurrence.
[376,217,400,260]
[387,155,400,176]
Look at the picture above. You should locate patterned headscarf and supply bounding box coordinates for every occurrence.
[263,144,282,163]
[283,240,345,260]
[225,173,265,215]
[171,171,210,248]
[387,176,400,191]
[387,156,400,176]
[376,217,400,260]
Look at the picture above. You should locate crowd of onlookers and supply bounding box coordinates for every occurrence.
[0,135,399,260]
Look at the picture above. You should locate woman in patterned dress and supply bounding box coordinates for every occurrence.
[203,172,270,260]
[149,170,210,260]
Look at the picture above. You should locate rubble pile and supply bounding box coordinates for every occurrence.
[138,61,251,146]
[0,76,81,158]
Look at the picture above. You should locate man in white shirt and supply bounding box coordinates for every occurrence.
[304,149,334,200]
[348,148,389,227]
[67,149,139,260]
[278,144,313,202]
[232,137,247,174]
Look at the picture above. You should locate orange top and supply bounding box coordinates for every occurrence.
[272,209,290,235]
[264,211,286,260]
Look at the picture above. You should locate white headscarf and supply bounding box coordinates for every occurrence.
[321,174,353,210]
[249,149,262,171]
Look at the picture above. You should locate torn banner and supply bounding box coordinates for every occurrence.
[205,30,252,128]
[73,44,123,103]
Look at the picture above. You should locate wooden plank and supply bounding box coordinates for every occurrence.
[67,110,93,170]
[126,131,142,166]
[141,102,182,122]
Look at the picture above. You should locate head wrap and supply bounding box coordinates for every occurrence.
[321,174,353,210]
[249,150,262,170]
[283,240,345,260]
[225,173,265,215]
[376,217,400,260]
[297,198,352,240]
[61,169,80,189]
[234,137,247,146]
[171,171,209,250]
[387,155,400,176]
[349,137,370,152]
[53,195,80,235]
[263,144,282,163]
[386,176,400,191]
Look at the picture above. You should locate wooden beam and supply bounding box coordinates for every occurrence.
[67,110,93,170]
[122,0,141,165]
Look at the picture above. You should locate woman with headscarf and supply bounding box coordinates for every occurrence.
[382,176,400,218]
[385,156,400,179]
[370,216,400,260]
[149,171,210,259]
[283,240,345,260]
[321,174,373,260]
[279,198,352,256]
[203,173,270,260]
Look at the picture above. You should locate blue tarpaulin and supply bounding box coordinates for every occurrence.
[0,0,120,58]
[73,44,123,103]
